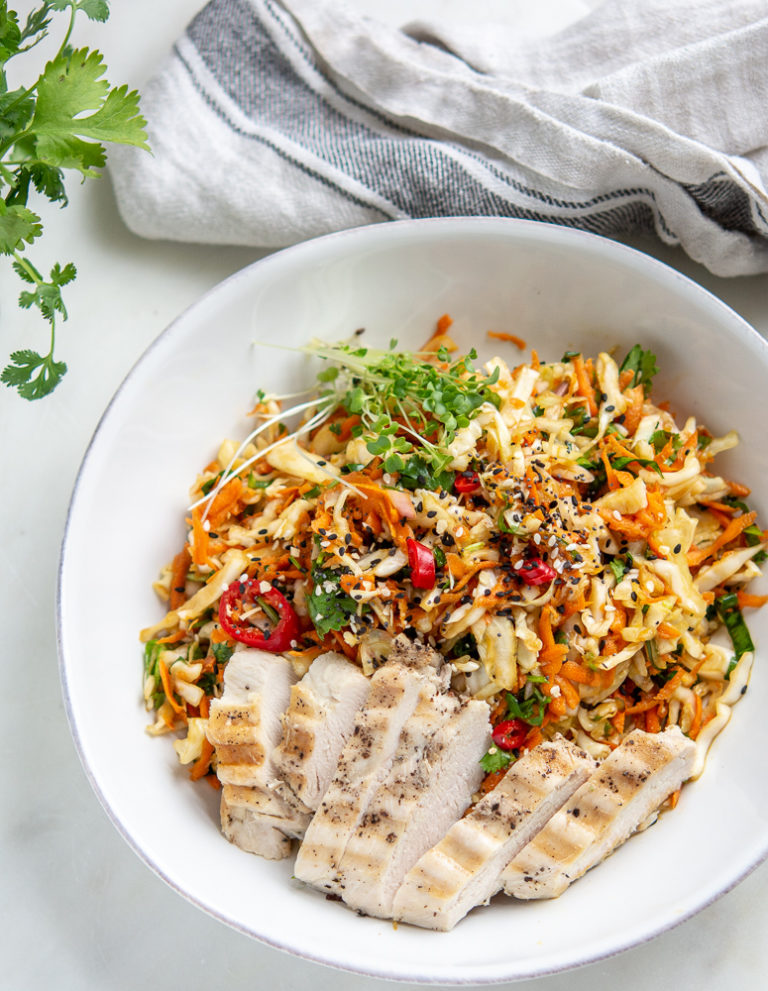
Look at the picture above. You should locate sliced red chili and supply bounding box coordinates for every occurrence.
[519,557,557,586]
[491,718,528,751]
[218,580,299,652]
[454,470,481,494]
[406,537,436,589]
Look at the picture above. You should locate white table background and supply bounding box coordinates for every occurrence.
[2,1,767,988]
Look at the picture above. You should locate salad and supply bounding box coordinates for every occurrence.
[140,316,766,798]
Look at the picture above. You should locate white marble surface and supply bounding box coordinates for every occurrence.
[2,1,767,988]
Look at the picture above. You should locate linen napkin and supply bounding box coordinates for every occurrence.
[109,0,768,277]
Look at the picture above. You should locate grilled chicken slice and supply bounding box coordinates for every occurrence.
[293,652,448,892]
[220,785,310,860]
[337,697,491,919]
[206,647,297,789]
[272,651,371,813]
[501,726,695,899]
[392,738,595,931]
[206,647,300,859]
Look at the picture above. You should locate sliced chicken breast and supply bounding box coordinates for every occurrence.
[272,651,371,813]
[206,646,297,789]
[293,654,447,892]
[392,738,595,931]
[501,726,695,899]
[220,785,311,860]
[338,697,491,919]
[205,647,300,859]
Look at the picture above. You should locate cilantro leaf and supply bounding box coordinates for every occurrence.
[31,48,148,175]
[609,555,632,582]
[0,6,21,61]
[0,201,42,253]
[51,1,110,22]
[211,642,234,665]
[610,454,663,476]
[504,684,550,727]
[480,749,513,774]
[1,2,151,400]
[308,563,357,638]
[0,347,67,399]
[716,592,755,662]
[619,345,658,394]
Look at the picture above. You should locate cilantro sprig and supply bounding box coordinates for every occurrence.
[619,344,658,395]
[1,1,149,400]
[307,339,500,479]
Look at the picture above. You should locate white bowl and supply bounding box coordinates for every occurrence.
[58,218,768,983]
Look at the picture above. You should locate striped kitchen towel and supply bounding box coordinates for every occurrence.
[109,0,768,276]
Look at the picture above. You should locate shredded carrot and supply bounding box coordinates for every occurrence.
[621,385,644,436]
[207,477,245,529]
[158,658,185,715]
[689,693,703,739]
[687,510,757,568]
[625,666,685,715]
[436,313,453,336]
[656,621,680,640]
[644,706,661,733]
[737,591,768,609]
[478,768,508,795]
[156,630,187,645]
[572,354,597,417]
[560,660,599,686]
[524,726,544,749]
[698,500,738,515]
[190,510,210,567]
[667,787,681,809]
[556,675,581,710]
[189,738,215,781]
[600,445,620,491]
[487,330,526,349]
[726,479,751,498]
[168,546,192,610]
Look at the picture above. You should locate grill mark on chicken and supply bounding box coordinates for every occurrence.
[501,726,696,899]
[334,697,491,919]
[272,651,371,814]
[293,657,446,892]
[205,647,302,858]
[391,738,595,930]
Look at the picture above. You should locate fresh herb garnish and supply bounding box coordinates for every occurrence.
[143,638,163,678]
[609,555,632,582]
[649,429,682,456]
[715,592,755,662]
[619,345,658,394]
[503,683,550,727]
[610,454,663,476]
[397,452,455,492]
[306,340,500,482]
[211,642,234,665]
[0,1,150,399]
[308,562,357,638]
[480,748,513,774]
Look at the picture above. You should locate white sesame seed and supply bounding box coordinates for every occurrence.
[550,684,562,698]
[514,560,523,570]
[613,510,622,520]
[202,520,211,532]
[566,543,578,551]
[259,580,271,593]
[547,536,556,547]
[645,581,654,592]
[533,533,541,545]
